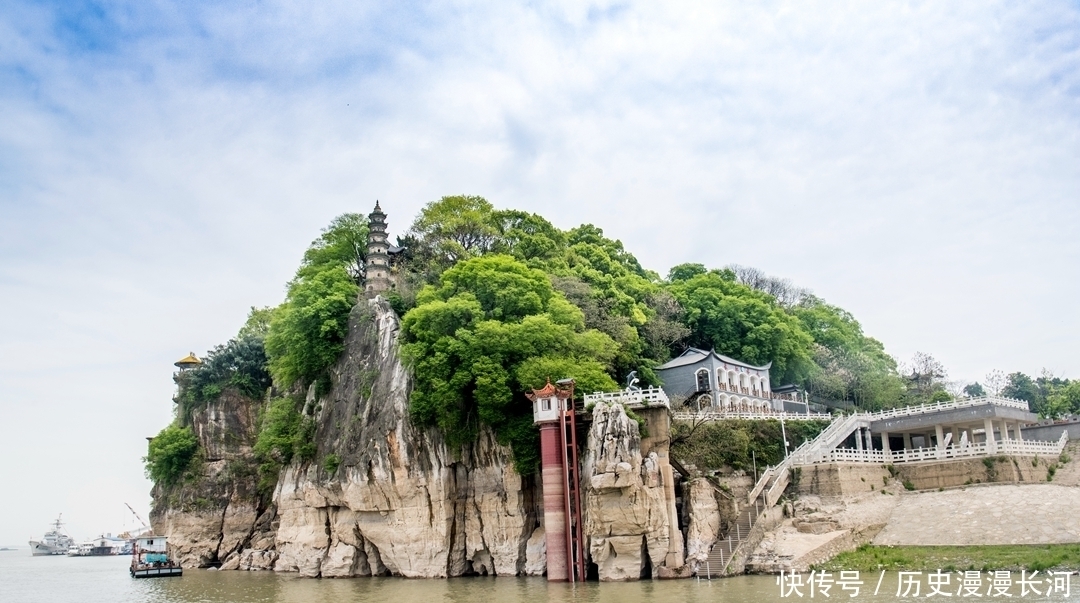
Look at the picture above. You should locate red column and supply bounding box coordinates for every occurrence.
[539,422,568,581]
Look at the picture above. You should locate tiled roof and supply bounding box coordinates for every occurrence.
[657,347,772,371]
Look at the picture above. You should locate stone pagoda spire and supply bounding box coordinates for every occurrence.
[364,201,391,296]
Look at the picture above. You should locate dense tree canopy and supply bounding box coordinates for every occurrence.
[169,195,959,477]
[265,265,358,389]
[794,298,904,409]
[1002,371,1077,418]
[401,255,617,471]
[264,213,368,390]
[666,267,814,384]
[299,213,369,283]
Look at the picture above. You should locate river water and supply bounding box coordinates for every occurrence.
[2,550,1077,603]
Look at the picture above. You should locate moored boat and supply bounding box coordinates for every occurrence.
[29,515,74,556]
[129,536,182,578]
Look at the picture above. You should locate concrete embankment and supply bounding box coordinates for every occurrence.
[748,443,1080,572]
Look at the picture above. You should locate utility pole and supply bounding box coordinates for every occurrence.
[780,414,790,460]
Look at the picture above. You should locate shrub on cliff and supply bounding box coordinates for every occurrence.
[145,425,200,486]
[265,265,359,390]
[264,214,367,390]
[253,396,316,493]
[670,418,830,472]
[401,254,618,472]
[176,333,271,424]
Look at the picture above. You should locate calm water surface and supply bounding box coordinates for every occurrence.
[2,551,1077,603]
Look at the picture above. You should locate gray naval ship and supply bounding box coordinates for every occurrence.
[29,515,74,556]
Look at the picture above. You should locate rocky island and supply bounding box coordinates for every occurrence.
[146,196,1080,580]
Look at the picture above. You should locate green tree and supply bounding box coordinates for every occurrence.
[238,306,275,339]
[1002,372,1038,404]
[401,255,617,472]
[667,270,814,384]
[1042,380,1080,419]
[794,297,904,409]
[406,195,501,268]
[491,209,568,267]
[176,334,272,424]
[144,425,199,486]
[265,265,359,389]
[667,263,709,282]
[299,213,369,283]
[253,396,316,493]
[963,382,986,398]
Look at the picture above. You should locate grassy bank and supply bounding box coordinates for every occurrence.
[818,544,1080,573]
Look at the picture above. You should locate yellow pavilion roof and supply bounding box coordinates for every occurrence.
[174,352,202,368]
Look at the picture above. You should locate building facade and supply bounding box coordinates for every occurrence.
[655,347,807,414]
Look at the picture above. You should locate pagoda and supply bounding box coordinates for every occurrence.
[364,201,392,296]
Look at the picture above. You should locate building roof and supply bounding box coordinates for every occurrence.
[656,347,772,371]
[174,352,201,369]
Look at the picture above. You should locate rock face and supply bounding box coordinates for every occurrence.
[580,402,685,580]
[153,298,539,577]
[683,478,721,568]
[150,388,270,568]
[152,298,696,581]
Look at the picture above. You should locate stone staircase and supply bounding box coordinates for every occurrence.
[700,496,763,577]
[790,412,868,465]
[697,413,866,578]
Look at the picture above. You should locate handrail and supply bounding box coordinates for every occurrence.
[675,395,1028,426]
[822,432,1069,465]
[864,396,1029,420]
[583,386,670,408]
[747,466,775,503]
[765,467,790,507]
[672,411,831,422]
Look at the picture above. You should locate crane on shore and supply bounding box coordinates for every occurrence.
[119,503,152,539]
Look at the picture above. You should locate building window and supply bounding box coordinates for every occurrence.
[696,369,711,392]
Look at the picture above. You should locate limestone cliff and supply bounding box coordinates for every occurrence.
[580,402,685,580]
[149,388,271,568]
[151,298,703,581]
[152,298,542,577]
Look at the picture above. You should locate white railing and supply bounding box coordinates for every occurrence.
[765,468,790,507]
[672,410,831,422]
[865,396,1030,421]
[584,386,669,408]
[747,466,775,504]
[823,431,1068,464]
[791,413,869,465]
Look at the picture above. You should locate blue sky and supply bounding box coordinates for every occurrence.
[1,1,1078,545]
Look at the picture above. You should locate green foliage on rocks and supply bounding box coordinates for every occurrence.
[253,396,316,493]
[670,419,830,472]
[264,215,367,390]
[176,333,272,424]
[166,195,926,479]
[145,425,200,486]
[401,254,618,472]
[265,265,359,389]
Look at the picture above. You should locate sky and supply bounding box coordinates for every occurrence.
[0,0,1078,546]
